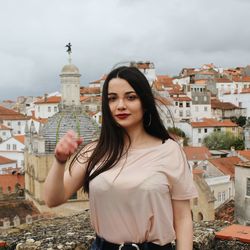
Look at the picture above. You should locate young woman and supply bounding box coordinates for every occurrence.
[44,66,198,250]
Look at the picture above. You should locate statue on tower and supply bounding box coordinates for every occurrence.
[65,43,72,54]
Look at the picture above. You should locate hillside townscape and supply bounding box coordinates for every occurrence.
[1,60,250,249]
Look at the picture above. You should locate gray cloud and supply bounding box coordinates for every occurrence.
[0,0,250,100]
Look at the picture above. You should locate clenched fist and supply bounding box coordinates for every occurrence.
[54,130,83,164]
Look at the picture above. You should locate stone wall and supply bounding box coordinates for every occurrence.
[0,211,249,250]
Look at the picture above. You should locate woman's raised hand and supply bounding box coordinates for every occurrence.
[54,130,83,164]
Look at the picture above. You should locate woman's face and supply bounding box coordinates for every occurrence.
[108,78,144,130]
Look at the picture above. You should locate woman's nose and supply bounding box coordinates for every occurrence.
[117,99,126,110]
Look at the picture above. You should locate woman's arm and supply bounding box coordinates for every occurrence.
[172,199,193,250]
[43,130,84,207]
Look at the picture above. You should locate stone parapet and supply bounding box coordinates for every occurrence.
[0,211,249,250]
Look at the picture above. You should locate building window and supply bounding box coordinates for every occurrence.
[48,106,51,112]
[13,144,17,150]
[186,102,190,107]
[204,107,208,111]
[195,96,198,101]
[3,132,6,136]
[204,128,207,133]
[204,96,207,101]
[186,110,190,117]
[198,128,201,133]
[198,138,201,143]
[247,178,250,196]
[179,102,183,108]
[7,144,10,150]
[18,130,21,134]
[7,122,11,126]
[54,106,57,112]
[175,102,178,106]
[214,128,221,132]
[222,191,226,201]
[179,111,183,117]
[218,192,222,202]
[18,121,21,126]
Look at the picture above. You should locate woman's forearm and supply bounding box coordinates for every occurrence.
[174,215,193,250]
[43,158,67,207]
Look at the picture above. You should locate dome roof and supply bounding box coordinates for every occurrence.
[41,110,99,153]
[61,64,80,74]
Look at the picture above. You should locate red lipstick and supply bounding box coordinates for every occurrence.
[116,114,130,119]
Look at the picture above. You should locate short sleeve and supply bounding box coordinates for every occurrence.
[166,141,198,200]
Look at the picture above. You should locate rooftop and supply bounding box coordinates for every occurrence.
[183,146,211,161]
[215,224,250,244]
[191,118,238,128]
[208,156,241,177]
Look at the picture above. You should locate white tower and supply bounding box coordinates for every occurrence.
[243,118,250,149]
[60,44,81,107]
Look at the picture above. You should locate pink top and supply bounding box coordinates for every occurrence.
[88,139,198,245]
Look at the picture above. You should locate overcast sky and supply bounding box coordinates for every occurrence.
[1,0,250,101]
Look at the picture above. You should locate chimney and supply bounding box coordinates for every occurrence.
[44,93,48,102]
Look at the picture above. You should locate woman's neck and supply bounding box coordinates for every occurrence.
[124,126,161,149]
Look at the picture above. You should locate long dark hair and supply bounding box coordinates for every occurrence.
[72,66,172,193]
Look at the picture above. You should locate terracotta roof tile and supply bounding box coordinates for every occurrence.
[34,96,61,104]
[237,150,250,160]
[0,155,17,164]
[233,76,250,82]
[191,118,238,128]
[215,224,250,243]
[168,85,183,95]
[211,99,240,110]
[208,156,241,177]
[172,96,192,102]
[183,146,211,161]
[0,105,29,121]
[153,75,174,90]
[14,135,25,144]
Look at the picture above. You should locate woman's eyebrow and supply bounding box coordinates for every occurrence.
[108,91,136,95]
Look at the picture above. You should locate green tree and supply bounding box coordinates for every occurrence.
[230,116,246,127]
[203,131,244,150]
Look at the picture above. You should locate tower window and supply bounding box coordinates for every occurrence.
[247,178,250,196]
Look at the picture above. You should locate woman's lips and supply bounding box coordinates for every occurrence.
[116,114,130,119]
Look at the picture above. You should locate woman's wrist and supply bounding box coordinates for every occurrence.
[54,154,67,164]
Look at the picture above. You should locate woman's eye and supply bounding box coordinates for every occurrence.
[108,96,116,102]
[127,95,137,101]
